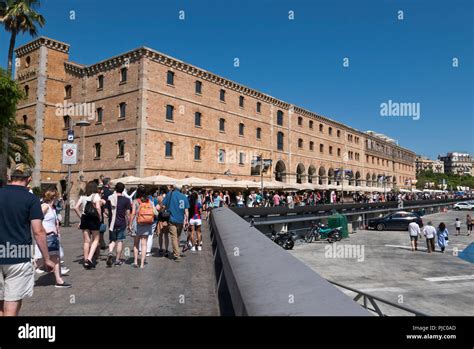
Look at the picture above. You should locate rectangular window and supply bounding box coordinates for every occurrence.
[239,96,244,107]
[218,149,226,163]
[239,123,245,136]
[94,143,101,159]
[277,132,284,151]
[65,85,72,99]
[194,145,201,160]
[256,102,261,113]
[320,144,324,153]
[167,71,174,85]
[120,68,127,83]
[256,127,261,140]
[97,75,104,89]
[117,140,125,157]
[298,117,303,126]
[310,141,314,151]
[194,112,201,127]
[119,103,126,119]
[96,108,103,123]
[239,152,245,165]
[277,110,283,126]
[309,120,313,129]
[329,146,333,155]
[195,80,202,94]
[166,105,174,121]
[220,89,226,102]
[165,141,173,157]
[219,118,225,132]
[338,148,341,156]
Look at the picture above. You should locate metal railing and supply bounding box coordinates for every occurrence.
[329,281,428,316]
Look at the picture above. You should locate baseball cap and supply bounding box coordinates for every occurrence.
[10,164,33,179]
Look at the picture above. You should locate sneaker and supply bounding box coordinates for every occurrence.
[146,252,151,257]
[55,282,72,289]
[172,256,181,263]
[191,246,196,252]
[106,253,114,267]
[197,246,202,251]
[61,267,70,275]
[114,260,124,266]
[164,251,170,258]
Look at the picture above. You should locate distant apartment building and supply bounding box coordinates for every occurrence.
[415,156,444,174]
[438,152,472,176]
[14,37,417,198]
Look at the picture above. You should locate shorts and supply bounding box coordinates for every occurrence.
[132,224,153,237]
[455,227,460,231]
[109,227,126,242]
[410,236,418,242]
[0,262,34,301]
[79,215,101,231]
[189,218,202,226]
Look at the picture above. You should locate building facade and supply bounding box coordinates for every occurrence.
[415,156,445,174]
[14,37,416,198]
[438,152,472,176]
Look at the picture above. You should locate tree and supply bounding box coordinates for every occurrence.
[6,121,35,168]
[0,0,44,183]
[2,0,45,74]
[0,68,25,183]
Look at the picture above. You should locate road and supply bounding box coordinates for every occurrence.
[290,209,474,316]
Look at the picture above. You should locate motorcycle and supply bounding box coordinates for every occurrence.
[305,222,342,243]
[271,230,295,250]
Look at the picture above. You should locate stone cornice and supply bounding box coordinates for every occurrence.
[52,42,413,158]
[15,36,70,57]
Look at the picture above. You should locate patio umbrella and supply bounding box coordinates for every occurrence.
[110,176,142,185]
[176,177,217,188]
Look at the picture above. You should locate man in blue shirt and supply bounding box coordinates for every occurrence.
[161,184,189,261]
[0,167,54,316]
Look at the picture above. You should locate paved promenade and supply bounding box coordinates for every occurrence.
[21,220,219,316]
[291,210,474,316]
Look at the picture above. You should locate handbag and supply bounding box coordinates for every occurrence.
[46,233,60,252]
[159,191,173,222]
[99,223,107,233]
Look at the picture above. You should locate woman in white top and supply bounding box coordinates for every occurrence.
[74,181,102,269]
[37,188,71,288]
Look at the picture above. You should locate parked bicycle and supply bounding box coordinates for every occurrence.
[305,222,342,243]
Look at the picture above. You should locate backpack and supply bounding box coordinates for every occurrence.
[84,194,99,218]
[136,198,154,225]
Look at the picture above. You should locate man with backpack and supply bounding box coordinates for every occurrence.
[161,184,189,262]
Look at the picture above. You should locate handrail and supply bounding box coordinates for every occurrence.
[329,280,428,316]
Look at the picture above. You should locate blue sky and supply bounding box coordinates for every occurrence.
[1,0,472,158]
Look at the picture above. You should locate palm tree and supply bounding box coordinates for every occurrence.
[2,0,45,75]
[0,0,44,182]
[2,120,35,168]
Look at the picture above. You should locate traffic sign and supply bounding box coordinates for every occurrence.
[67,129,74,142]
[62,143,78,165]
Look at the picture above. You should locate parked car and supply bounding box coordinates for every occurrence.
[453,202,474,210]
[368,211,423,231]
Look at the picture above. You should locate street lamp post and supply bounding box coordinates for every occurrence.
[63,119,91,227]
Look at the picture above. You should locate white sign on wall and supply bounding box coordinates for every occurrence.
[62,143,77,165]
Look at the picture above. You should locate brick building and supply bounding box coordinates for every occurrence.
[14,37,416,198]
